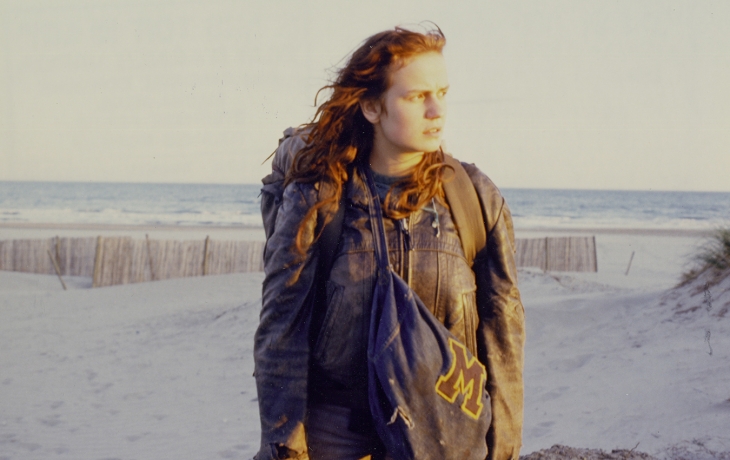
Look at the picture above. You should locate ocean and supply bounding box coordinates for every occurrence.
[0,181,728,232]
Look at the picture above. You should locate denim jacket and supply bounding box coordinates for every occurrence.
[254,162,525,460]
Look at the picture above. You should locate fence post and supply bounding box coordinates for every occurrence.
[92,236,103,288]
[625,251,635,275]
[47,249,67,290]
[55,235,62,275]
[203,236,210,276]
[145,234,156,281]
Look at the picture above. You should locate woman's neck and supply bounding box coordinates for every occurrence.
[368,148,424,177]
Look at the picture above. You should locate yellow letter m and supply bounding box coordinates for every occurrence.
[435,338,487,420]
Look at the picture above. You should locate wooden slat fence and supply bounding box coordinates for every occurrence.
[515,236,597,272]
[0,236,265,287]
[0,237,97,276]
[0,235,596,287]
[90,237,265,287]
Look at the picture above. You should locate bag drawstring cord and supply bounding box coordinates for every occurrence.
[424,198,441,238]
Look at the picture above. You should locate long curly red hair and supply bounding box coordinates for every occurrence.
[286,25,449,251]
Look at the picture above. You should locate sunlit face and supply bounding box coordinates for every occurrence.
[364,51,449,160]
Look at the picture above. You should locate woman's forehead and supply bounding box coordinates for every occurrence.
[387,52,449,92]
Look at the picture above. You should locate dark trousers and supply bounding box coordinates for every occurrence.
[307,404,392,460]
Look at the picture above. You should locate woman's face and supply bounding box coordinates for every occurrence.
[365,51,449,160]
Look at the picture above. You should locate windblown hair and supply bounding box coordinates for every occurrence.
[286,25,449,251]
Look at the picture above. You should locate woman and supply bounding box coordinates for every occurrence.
[255,25,525,460]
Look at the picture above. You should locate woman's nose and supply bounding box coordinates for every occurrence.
[426,96,446,119]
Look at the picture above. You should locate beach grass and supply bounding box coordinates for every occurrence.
[679,226,730,287]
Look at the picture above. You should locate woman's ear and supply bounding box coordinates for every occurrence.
[359,99,382,124]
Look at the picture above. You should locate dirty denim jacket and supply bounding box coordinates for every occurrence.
[254,163,525,460]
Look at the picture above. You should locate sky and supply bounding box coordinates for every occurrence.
[1,0,729,191]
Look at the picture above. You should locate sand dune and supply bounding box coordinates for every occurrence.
[520,268,730,457]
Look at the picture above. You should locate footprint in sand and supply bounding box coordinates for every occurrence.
[126,432,151,442]
[218,444,250,459]
[539,386,571,402]
[529,421,555,438]
[38,414,62,427]
[92,382,114,394]
[548,353,594,372]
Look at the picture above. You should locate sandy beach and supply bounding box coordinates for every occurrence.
[1,224,728,459]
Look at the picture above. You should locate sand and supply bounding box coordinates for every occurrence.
[1,271,264,459]
[1,225,728,459]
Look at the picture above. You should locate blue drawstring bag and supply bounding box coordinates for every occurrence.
[362,168,492,460]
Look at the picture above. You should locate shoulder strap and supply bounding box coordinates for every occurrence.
[442,155,487,265]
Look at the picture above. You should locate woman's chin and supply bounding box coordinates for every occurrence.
[424,139,444,153]
[401,137,442,155]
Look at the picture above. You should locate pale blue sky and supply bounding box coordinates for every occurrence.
[1,0,729,191]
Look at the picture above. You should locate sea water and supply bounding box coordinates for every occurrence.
[0,181,728,231]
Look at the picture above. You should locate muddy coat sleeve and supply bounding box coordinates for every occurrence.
[465,164,526,460]
[254,182,319,460]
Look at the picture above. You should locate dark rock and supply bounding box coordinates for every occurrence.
[521,444,657,460]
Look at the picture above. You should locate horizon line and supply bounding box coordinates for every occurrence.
[1,179,729,194]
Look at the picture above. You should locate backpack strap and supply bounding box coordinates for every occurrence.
[442,155,487,265]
